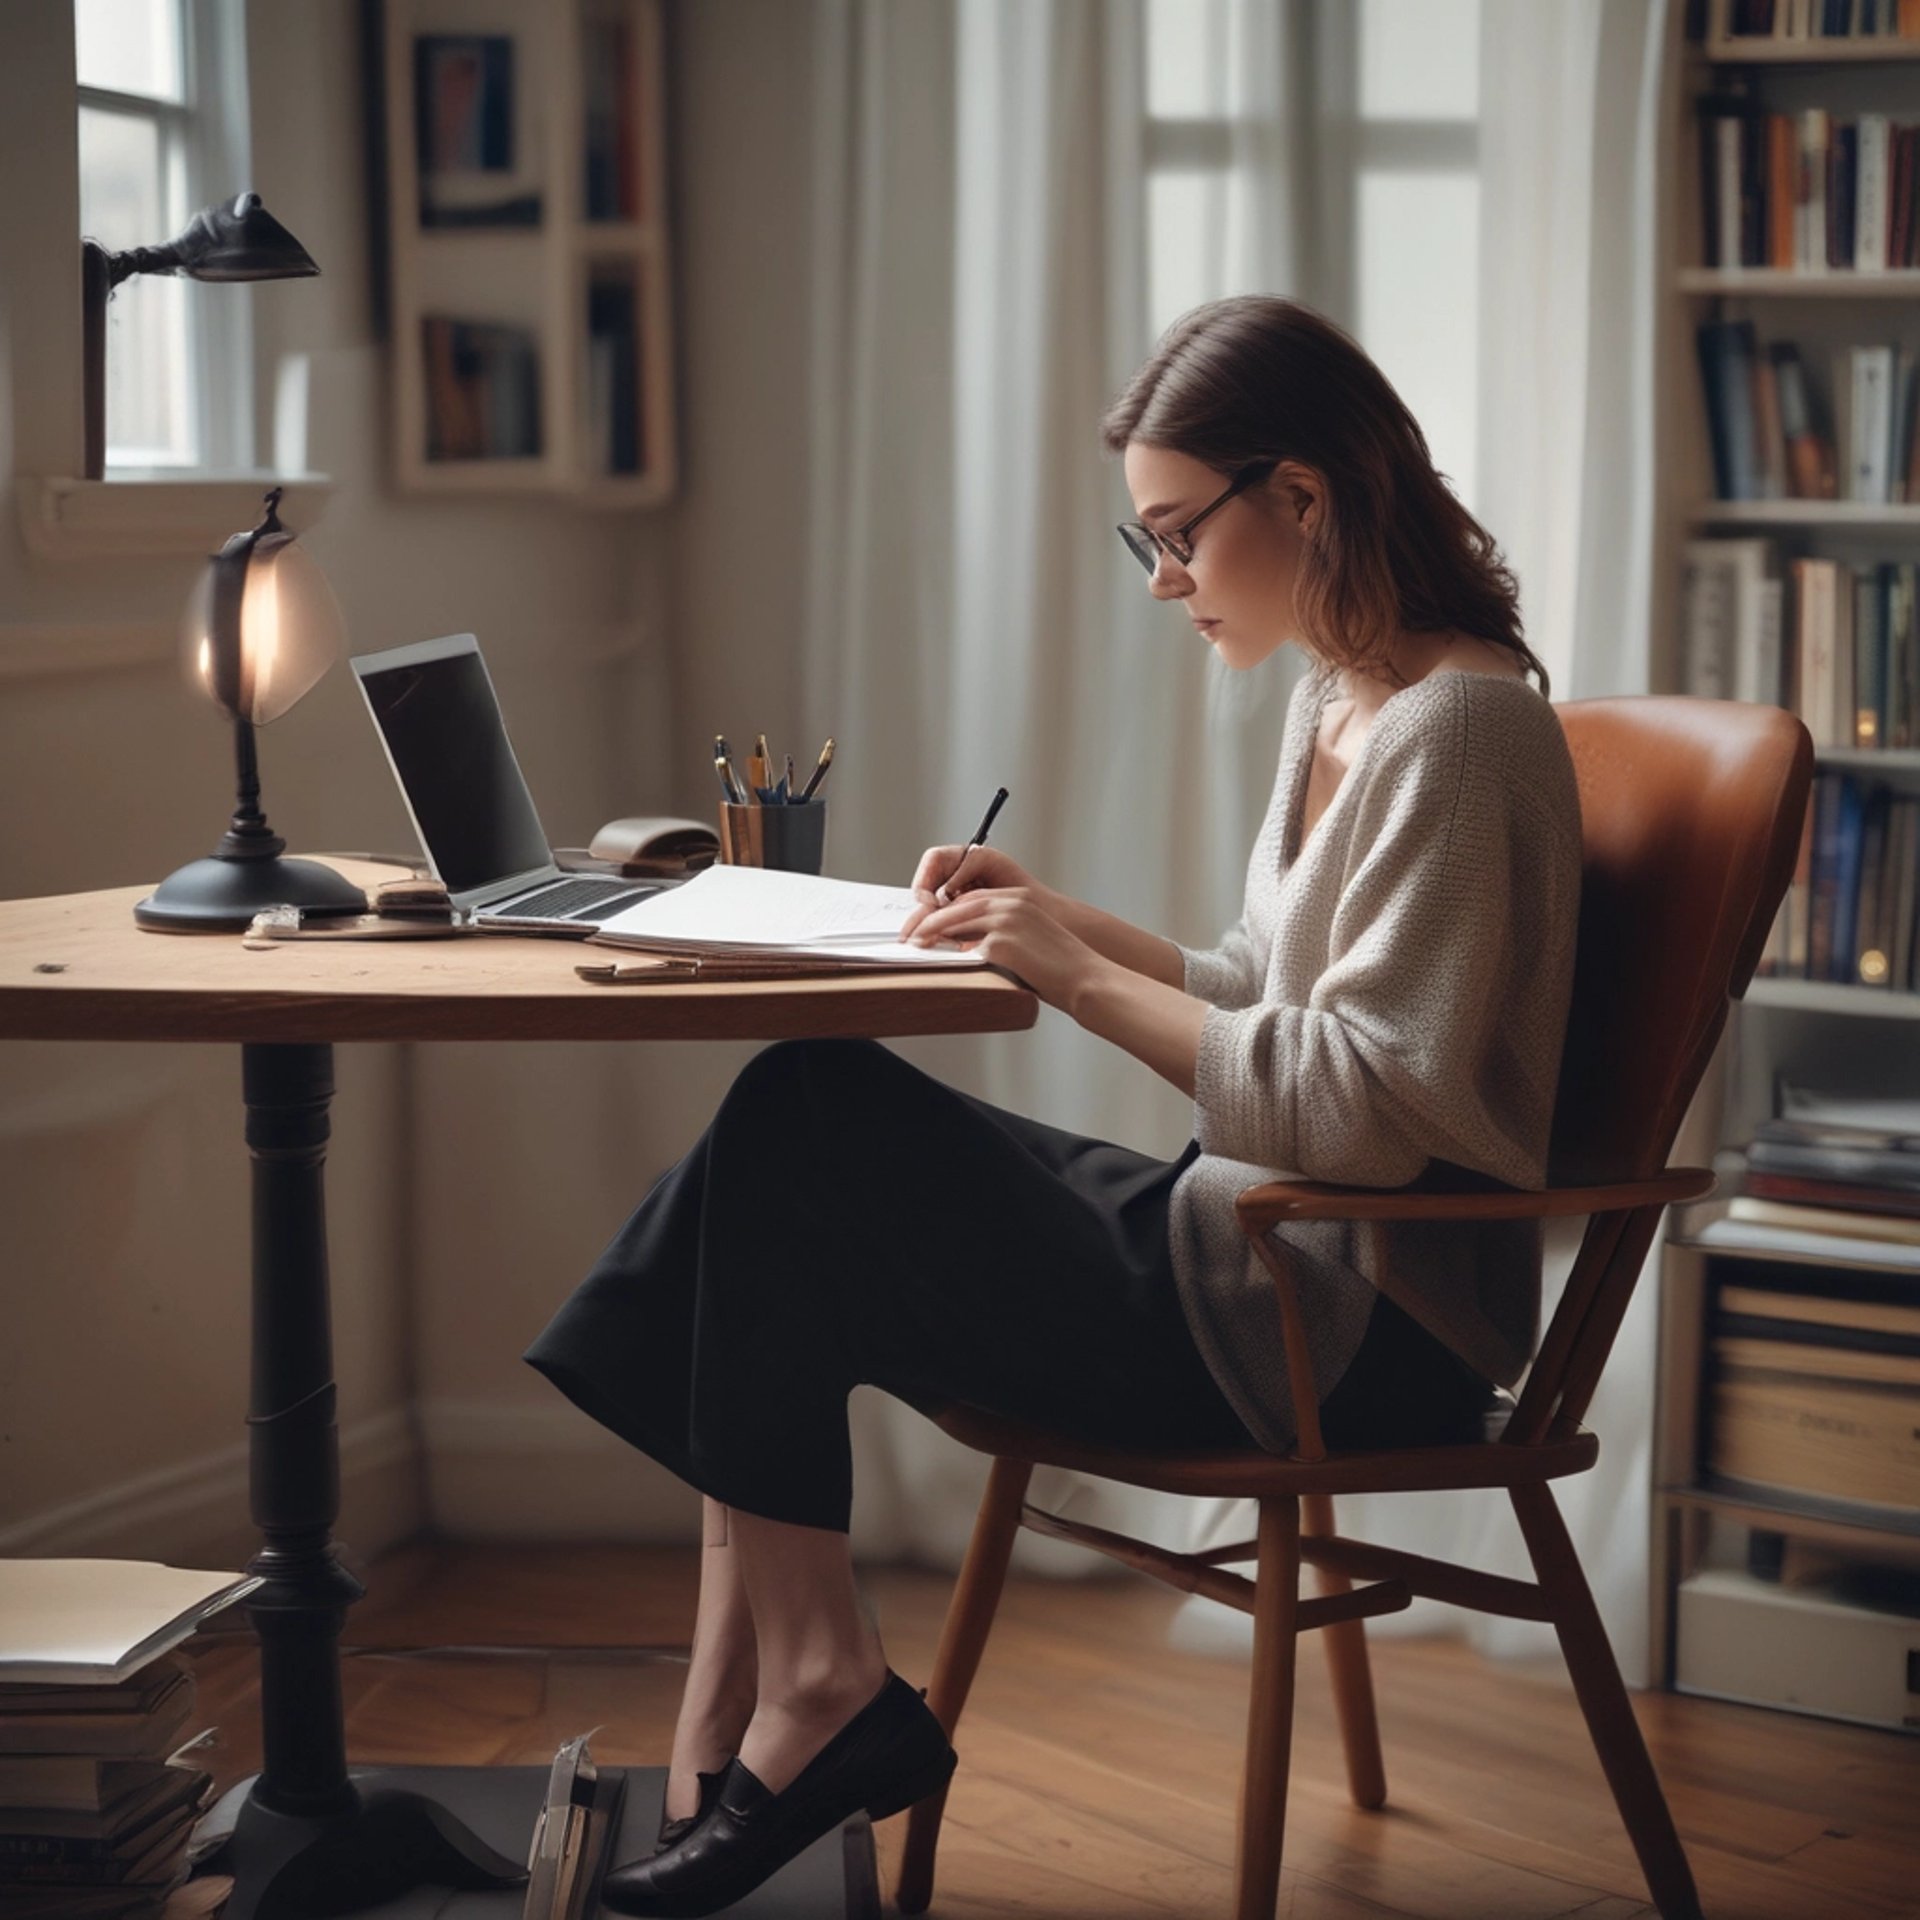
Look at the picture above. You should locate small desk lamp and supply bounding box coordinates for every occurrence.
[134,488,367,932]
[82,191,319,480]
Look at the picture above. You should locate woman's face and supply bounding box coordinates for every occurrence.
[1120,442,1319,672]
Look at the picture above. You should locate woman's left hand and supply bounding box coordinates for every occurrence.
[906,886,1107,1013]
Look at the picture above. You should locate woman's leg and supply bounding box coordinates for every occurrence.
[663,1498,760,1822]
[727,1507,888,1795]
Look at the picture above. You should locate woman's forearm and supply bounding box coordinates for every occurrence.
[1043,891,1186,989]
[1067,959,1210,1100]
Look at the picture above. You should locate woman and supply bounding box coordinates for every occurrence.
[524,295,1583,1916]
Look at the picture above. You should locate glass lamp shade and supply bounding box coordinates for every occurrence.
[133,491,365,932]
[182,526,346,724]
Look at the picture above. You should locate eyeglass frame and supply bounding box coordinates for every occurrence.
[1116,459,1277,575]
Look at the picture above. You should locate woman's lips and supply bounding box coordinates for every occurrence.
[1192,617,1220,633]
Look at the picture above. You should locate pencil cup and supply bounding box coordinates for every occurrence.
[718,799,827,874]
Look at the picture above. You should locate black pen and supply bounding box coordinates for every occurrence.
[936,786,1009,903]
[799,737,836,801]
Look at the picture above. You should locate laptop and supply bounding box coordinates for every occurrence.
[351,632,671,932]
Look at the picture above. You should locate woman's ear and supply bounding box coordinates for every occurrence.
[1273,461,1324,539]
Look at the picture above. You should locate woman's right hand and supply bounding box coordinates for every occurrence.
[900,844,1046,942]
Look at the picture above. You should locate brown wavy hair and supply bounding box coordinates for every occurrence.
[1102,295,1550,696]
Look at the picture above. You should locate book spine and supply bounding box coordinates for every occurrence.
[1756,573,1785,706]
[1797,557,1838,744]
[1684,548,1737,697]
[1857,113,1890,270]
[1856,569,1885,745]
[1833,773,1866,981]
[1752,350,1788,496]
[1773,343,1834,496]
[1767,113,1794,266]
[1851,345,1894,502]
[1708,1368,1920,1509]
[1831,120,1857,269]
[1745,1167,1920,1210]
[1800,110,1828,270]
[1808,770,1839,977]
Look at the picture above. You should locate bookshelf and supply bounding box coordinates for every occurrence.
[1648,1,1920,1733]
[376,0,677,504]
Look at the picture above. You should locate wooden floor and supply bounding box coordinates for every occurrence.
[178,1539,1920,1920]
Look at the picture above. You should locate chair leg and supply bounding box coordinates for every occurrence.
[1301,1491,1387,1811]
[1510,1482,1704,1920]
[893,1454,1033,1917]
[1235,1496,1302,1920]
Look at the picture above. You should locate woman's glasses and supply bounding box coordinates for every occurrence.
[1116,461,1275,575]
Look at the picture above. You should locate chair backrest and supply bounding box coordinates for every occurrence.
[1504,696,1812,1446]
[1548,697,1814,1187]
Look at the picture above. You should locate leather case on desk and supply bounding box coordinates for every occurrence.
[189,1765,879,1919]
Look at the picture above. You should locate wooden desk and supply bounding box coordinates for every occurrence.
[0,867,1037,1919]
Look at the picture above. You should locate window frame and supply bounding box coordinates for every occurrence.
[1138,0,1482,502]
[76,0,256,475]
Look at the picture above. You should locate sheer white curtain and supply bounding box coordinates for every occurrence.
[809,0,1675,1683]
[806,0,1298,1569]
[1178,0,1673,1682]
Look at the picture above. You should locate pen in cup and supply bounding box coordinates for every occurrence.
[799,737,836,801]
[935,785,1010,904]
[713,736,748,806]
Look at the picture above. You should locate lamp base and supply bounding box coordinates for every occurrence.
[134,854,367,932]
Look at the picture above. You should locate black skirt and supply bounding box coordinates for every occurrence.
[523,1037,1493,1533]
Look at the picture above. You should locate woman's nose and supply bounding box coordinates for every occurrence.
[1146,550,1192,601]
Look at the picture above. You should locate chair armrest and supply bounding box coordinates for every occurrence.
[1233,1165,1716,1233]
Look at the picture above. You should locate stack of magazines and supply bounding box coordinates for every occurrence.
[1739,1083,1920,1232]
[0,1561,256,1918]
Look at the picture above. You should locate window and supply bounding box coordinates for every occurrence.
[1142,0,1481,511]
[76,0,253,473]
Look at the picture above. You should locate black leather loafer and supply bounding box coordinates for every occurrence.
[654,1766,727,1855]
[601,1670,956,1917]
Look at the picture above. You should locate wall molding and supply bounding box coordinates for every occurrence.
[15,474,334,564]
[0,1405,423,1565]
[415,1399,700,1543]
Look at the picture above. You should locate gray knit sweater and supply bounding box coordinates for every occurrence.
[1166,657,1583,1453]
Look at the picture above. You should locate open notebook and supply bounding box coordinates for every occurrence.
[589,866,986,967]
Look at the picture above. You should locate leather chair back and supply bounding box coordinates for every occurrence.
[1548,697,1814,1187]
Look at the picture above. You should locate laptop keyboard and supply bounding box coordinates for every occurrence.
[490,877,662,922]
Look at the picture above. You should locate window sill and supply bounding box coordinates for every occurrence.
[17,473,335,562]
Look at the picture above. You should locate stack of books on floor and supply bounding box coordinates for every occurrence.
[0,1560,259,1918]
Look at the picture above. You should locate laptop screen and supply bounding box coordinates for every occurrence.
[352,635,552,896]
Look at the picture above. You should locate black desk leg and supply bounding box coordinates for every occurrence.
[215,1043,527,1920]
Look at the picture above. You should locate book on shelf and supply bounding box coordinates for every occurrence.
[581,12,640,222]
[422,316,542,462]
[1695,82,1920,273]
[1708,0,1920,42]
[585,272,642,476]
[1729,1194,1920,1242]
[1758,770,1920,986]
[1704,1254,1920,1511]
[1683,538,1784,701]
[1696,322,1918,505]
[413,33,543,229]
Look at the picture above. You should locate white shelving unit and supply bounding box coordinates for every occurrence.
[1648,6,1920,1719]
[377,0,677,504]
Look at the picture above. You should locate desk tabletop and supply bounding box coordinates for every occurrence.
[0,862,1039,1045]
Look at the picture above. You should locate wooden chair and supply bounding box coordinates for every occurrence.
[894,696,1814,1920]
